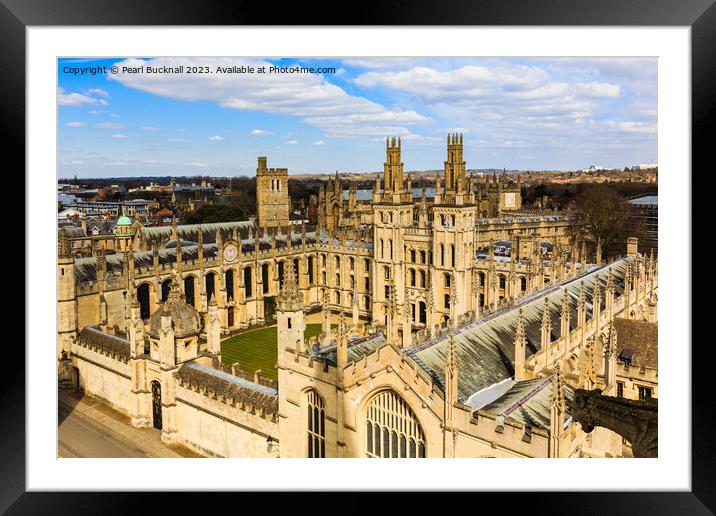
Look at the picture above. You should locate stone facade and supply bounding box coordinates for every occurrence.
[57,135,657,458]
[256,156,289,228]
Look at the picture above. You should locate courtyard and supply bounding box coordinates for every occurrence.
[220,323,325,380]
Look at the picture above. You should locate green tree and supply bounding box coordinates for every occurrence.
[181,205,251,224]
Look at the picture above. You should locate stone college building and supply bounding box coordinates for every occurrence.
[57,135,659,458]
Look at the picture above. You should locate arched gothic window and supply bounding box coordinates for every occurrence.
[365,390,426,458]
[307,390,326,458]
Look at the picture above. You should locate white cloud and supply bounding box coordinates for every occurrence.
[342,58,424,69]
[251,129,271,136]
[208,135,224,141]
[84,88,110,98]
[139,126,159,131]
[65,122,86,128]
[95,122,124,129]
[108,57,430,138]
[111,134,128,139]
[88,110,106,115]
[350,61,648,157]
[605,121,657,134]
[189,162,208,168]
[164,138,189,143]
[285,140,298,145]
[141,159,176,165]
[58,88,109,107]
[312,140,326,145]
[574,82,621,98]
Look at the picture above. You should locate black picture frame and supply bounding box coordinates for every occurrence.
[4,0,710,512]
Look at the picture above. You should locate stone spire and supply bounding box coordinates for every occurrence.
[277,259,303,312]
[604,321,618,390]
[550,362,566,412]
[577,280,586,325]
[449,278,458,328]
[444,335,459,407]
[560,288,571,340]
[206,293,221,356]
[175,236,183,275]
[592,276,602,320]
[605,267,615,295]
[337,311,348,371]
[605,321,618,359]
[425,272,434,334]
[514,308,527,380]
[541,299,552,338]
[584,336,597,389]
[321,289,331,338]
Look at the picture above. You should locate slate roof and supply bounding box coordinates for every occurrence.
[312,333,387,364]
[60,226,87,238]
[613,318,658,370]
[141,220,257,246]
[177,362,278,417]
[75,326,131,361]
[628,195,658,206]
[479,375,574,431]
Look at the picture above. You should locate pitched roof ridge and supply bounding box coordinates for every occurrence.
[499,376,553,417]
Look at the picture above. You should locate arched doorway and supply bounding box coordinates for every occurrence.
[137,283,151,319]
[151,380,162,430]
[365,390,425,458]
[227,305,235,327]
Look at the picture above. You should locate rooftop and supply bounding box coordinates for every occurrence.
[628,195,658,206]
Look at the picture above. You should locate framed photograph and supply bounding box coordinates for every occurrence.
[6,0,710,511]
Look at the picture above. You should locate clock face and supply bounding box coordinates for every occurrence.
[223,243,238,263]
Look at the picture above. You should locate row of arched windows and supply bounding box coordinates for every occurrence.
[437,243,456,267]
[407,268,427,288]
[378,238,394,260]
[408,249,428,264]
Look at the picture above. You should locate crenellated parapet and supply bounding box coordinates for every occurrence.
[176,362,278,422]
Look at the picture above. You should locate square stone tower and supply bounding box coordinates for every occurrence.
[256,156,290,228]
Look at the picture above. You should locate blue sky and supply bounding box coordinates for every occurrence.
[58,57,657,178]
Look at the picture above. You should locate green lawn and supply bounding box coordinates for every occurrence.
[221,323,325,381]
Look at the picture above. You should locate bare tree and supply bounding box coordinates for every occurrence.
[575,185,629,261]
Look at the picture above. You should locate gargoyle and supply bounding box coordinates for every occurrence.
[571,388,658,458]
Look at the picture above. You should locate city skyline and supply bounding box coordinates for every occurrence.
[58,57,657,178]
